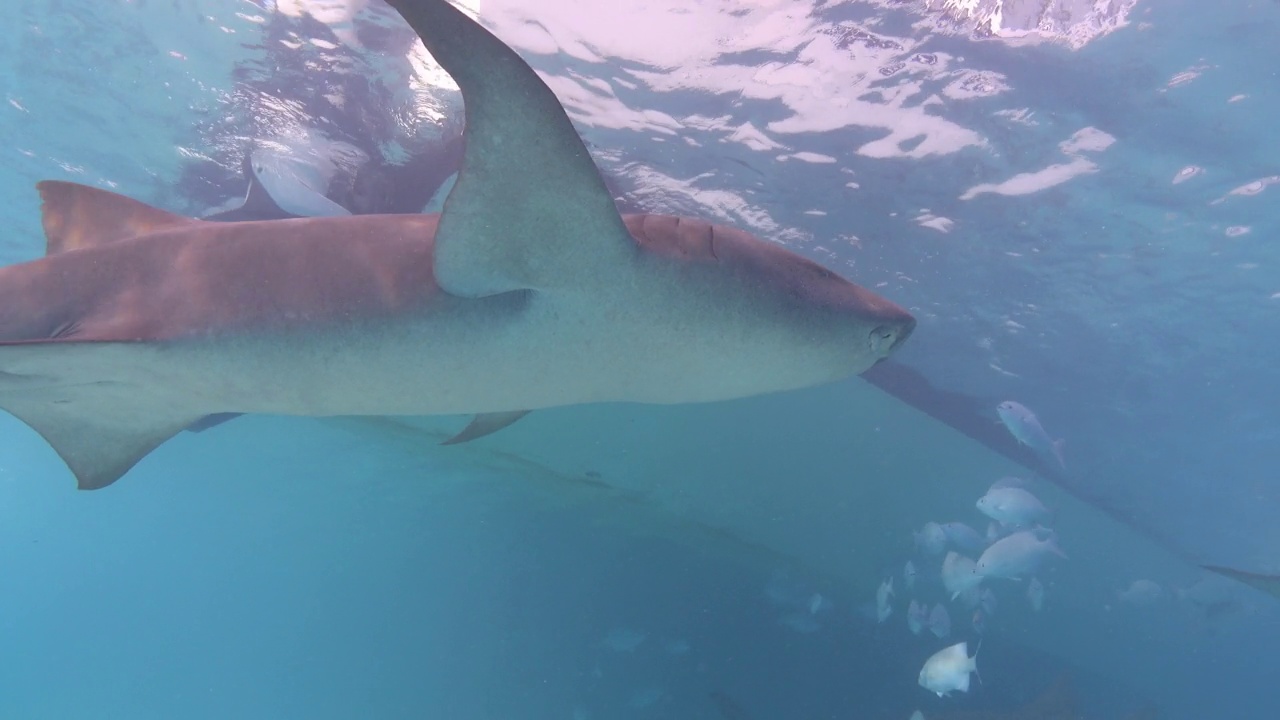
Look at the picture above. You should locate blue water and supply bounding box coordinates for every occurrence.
[1,0,1278,717]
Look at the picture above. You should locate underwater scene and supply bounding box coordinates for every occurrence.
[0,0,1277,717]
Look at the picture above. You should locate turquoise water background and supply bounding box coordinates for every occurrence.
[1,0,1278,717]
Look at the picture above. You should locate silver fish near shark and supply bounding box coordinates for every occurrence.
[0,0,914,490]
[918,641,979,697]
[997,400,1066,470]
[975,528,1067,581]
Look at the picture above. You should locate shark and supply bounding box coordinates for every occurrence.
[0,0,914,491]
[1202,565,1280,601]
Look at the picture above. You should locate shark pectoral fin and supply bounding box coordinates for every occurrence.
[3,394,198,490]
[38,181,199,254]
[386,0,635,297]
[0,343,202,490]
[1202,565,1280,600]
[186,412,245,433]
[441,410,531,445]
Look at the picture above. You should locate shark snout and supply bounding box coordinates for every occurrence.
[867,310,916,359]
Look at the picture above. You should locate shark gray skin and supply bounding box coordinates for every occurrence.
[1202,565,1280,601]
[0,0,914,491]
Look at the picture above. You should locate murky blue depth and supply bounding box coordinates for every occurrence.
[1,0,1277,717]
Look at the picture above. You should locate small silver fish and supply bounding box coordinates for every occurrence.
[997,400,1066,470]
[942,551,982,600]
[915,522,947,556]
[1027,577,1045,611]
[918,641,979,697]
[877,577,895,623]
[971,608,986,634]
[940,521,987,554]
[976,486,1052,528]
[975,528,1067,581]
[1118,579,1164,607]
[986,521,1004,544]
[904,560,918,590]
[989,476,1030,491]
[929,603,951,638]
[809,593,827,615]
[908,599,927,635]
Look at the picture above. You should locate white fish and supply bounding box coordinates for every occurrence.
[877,577,895,623]
[929,603,951,638]
[907,599,927,635]
[1027,577,1045,611]
[942,551,982,600]
[809,593,827,615]
[989,476,1030,491]
[975,528,1067,581]
[976,486,1052,527]
[915,522,947,556]
[971,608,987,634]
[918,641,980,697]
[940,522,986,554]
[1118,579,1165,606]
[904,560,918,590]
[997,400,1066,470]
[986,521,1005,544]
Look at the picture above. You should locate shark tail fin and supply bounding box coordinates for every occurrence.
[37,181,198,255]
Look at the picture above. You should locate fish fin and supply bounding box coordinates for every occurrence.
[0,343,202,489]
[385,0,635,297]
[38,181,198,254]
[186,412,245,433]
[203,155,299,222]
[1202,565,1280,600]
[441,410,531,445]
[1051,438,1066,470]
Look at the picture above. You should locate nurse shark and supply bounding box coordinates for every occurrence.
[0,0,914,490]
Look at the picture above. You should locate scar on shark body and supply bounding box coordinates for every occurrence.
[0,0,914,490]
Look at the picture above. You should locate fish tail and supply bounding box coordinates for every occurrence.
[1052,438,1067,470]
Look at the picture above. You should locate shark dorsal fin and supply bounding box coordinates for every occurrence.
[387,0,635,297]
[37,181,198,255]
